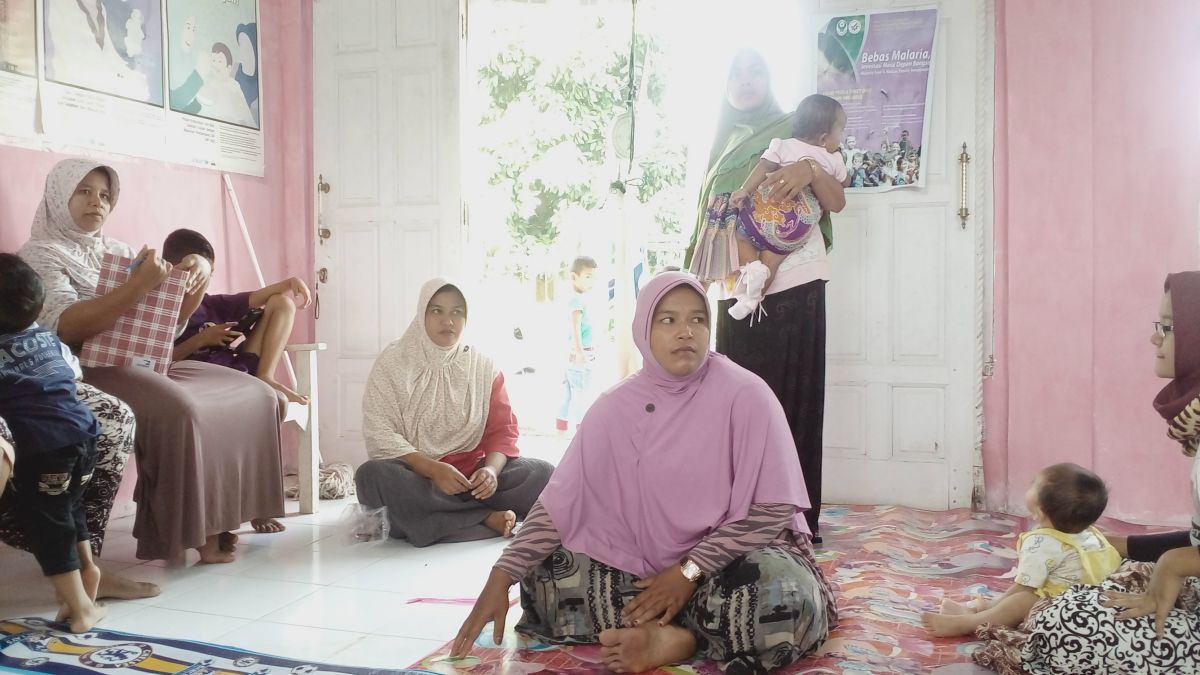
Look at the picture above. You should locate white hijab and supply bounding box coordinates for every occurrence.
[18,159,135,326]
[361,278,496,461]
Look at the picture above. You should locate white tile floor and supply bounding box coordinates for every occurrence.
[0,496,529,671]
[0,429,571,667]
[0,434,570,670]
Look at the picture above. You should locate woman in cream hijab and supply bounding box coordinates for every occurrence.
[356,279,553,546]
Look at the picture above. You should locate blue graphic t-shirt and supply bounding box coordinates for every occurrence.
[0,326,97,452]
[568,293,593,350]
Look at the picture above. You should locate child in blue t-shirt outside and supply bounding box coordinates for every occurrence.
[0,253,105,633]
[556,256,598,433]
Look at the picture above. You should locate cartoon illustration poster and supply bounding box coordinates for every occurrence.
[167,0,259,130]
[43,0,164,105]
[0,0,38,141]
[2,0,264,176]
[816,8,938,192]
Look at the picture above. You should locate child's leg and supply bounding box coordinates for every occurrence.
[735,235,761,269]
[239,294,308,404]
[47,569,107,633]
[758,250,786,292]
[939,595,992,615]
[26,442,106,632]
[921,590,1038,637]
[568,363,593,426]
[556,366,574,433]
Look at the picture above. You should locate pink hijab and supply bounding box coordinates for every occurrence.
[538,272,811,578]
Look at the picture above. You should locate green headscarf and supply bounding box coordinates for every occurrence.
[684,52,833,268]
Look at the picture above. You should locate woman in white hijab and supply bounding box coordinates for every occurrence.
[19,158,285,565]
[356,279,553,546]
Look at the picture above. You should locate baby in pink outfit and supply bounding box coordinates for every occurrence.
[728,95,848,319]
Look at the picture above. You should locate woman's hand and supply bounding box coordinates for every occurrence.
[127,246,172,293]
[451,568,513,657]
[285,277,313,309]
[175,254,213,295]
[429,462,473,496]
[763,162,815,203]
[621,565,698,628]
[1101,547,1195,638]
[197,322,242,349]
[469,466,499,500]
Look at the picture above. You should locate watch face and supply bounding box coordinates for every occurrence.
[682,561,701,581]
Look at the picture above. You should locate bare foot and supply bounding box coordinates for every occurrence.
[262,377,309,405]
[484,511,517,538]
[939,598,974,615]
[921,611,974,638]
[599,625,697,673]
[68,602,108,633]
[251,518,285,534]
[219,531,239,552]
[96,573,160,601]
[197,535,235,564]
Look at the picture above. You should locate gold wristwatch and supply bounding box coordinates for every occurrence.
[680,559,703,583]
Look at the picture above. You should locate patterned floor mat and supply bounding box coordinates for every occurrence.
[408,505,1164,674]
[0,617,418,675]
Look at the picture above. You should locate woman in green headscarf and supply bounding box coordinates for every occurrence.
[685,50,841,270]
[686,49,846,543]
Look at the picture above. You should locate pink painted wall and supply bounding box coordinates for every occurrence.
[0,1,313,513]
[986,0,1200,525]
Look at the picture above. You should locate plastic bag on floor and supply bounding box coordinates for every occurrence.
[337,503,389,547]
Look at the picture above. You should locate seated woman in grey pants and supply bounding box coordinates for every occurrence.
[355,278,553,546]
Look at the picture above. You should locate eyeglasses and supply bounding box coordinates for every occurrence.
[1153,321,1176,338]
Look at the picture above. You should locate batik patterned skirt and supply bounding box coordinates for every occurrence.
[516,542,837,675]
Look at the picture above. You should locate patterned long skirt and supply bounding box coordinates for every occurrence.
[1021,573,1200,674]
[0,382,135,556]
[517,544,837,675]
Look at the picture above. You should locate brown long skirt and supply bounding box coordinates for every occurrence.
[83,361,284,561]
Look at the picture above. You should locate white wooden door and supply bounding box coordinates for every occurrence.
[813,0,990,509]
[313,0,463,465]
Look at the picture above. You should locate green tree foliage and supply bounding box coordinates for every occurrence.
[476,21,687,281]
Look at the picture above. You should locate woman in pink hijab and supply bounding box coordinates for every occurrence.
[452,272,836,674]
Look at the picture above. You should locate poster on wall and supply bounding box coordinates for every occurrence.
[0,0,38,140]
[43,0,164,105]
[164,0,263,175]
[39,0,169,160]
[0,0,264,176]
[816,7,938,192]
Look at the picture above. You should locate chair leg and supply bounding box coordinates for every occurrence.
[296,350,320,515]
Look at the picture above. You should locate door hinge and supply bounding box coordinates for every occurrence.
[982,354,996,378]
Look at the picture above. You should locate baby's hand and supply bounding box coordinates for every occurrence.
[730,189,751,208]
